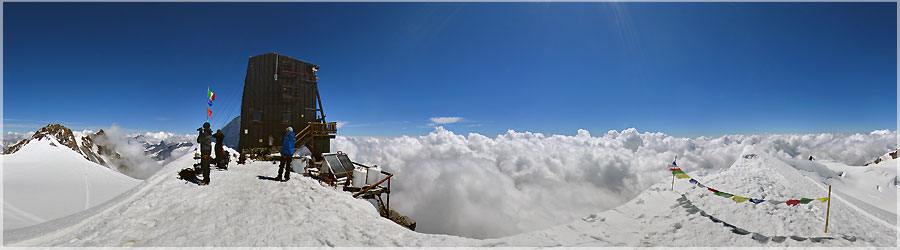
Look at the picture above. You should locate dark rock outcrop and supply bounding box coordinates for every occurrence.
[3,124,116,168]
[4,124,80,155]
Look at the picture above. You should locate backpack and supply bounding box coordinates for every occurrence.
[178,168,198,181]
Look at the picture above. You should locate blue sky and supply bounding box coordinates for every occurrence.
[3,2,896,137]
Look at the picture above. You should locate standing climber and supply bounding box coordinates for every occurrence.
[213,129,227,170]
[196,122,213,185]
[276,127,295,182]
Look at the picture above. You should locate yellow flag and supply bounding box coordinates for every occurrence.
[816,197,829,202]
[675,174,691,179]
[732,196,750,203]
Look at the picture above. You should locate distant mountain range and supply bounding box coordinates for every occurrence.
[3,124,195,178]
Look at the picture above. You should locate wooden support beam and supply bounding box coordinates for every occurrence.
[825,185,832,233]
[353,173,393,198]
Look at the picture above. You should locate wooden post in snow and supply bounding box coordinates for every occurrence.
[825,185,832,233]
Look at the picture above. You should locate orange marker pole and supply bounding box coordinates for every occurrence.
[825,185,832,233]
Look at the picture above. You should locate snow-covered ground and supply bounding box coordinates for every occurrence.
[5,144,896,247]
[4,145,474,247]
[2,136,141,230]
[815,157,897,217]
[491,146,896,247]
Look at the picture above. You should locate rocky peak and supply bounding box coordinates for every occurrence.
[3,124,81,155]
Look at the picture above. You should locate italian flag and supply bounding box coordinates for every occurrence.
[208,88,215,101]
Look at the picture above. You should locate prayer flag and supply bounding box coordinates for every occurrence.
[786,200,801,206]
[816,197,829,203]
[708,187,719,193]
[749,198,765,204]
[671,170,686,175]
[800,198,813,204]
[732,196,750,203]
[715,192,733,198]
[675,174,691,179]
[689,179,698,185]
[670,168,681,171]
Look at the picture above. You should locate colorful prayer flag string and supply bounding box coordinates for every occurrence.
[671,162,829,207]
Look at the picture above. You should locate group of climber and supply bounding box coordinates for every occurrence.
[194,122,295,185]
[195,122,229,185]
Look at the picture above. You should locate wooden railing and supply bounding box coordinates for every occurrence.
[351,161,393,213]
[295,122,337,146]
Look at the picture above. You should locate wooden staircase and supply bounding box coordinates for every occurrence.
[294,122,337,160]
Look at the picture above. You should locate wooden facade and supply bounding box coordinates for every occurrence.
[238,52,331,158]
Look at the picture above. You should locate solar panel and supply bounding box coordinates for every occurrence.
[324,154,349,179]
[337,154,355,172]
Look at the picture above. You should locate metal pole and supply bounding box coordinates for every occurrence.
[825,185,832,233]
[671,155,677,190]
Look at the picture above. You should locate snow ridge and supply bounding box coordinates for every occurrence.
[4,143,895,247]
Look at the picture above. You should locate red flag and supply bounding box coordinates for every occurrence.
[786,200,801,206]
[707,187,719,193]
[670,168,681,171]
[207,107,212,117]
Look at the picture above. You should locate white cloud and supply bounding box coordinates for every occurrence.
[870,129,891,135]
[334,121,348,129]
[333,127,897,239]
[4,131,35,142]
[95,124,163,179]
[136,131,194,144]
[429,117,463,125]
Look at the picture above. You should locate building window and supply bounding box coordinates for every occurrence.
[283,64,292,72]
[282,112,291,123]
[282,86,298,99]
[252,112,262,122]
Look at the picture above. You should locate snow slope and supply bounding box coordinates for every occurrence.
[814,156,897,216]
[4,145,475,247]
[6,144,896,247]
[2,136,141,230]
[492,146,896,247]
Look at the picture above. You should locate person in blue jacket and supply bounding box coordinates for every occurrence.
[277,127,295,182]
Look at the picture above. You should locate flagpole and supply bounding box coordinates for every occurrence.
[671,155,677,190]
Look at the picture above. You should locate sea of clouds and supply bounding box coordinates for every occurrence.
[333,127,897,239]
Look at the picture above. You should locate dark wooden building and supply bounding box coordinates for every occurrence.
[238,52,335,160]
